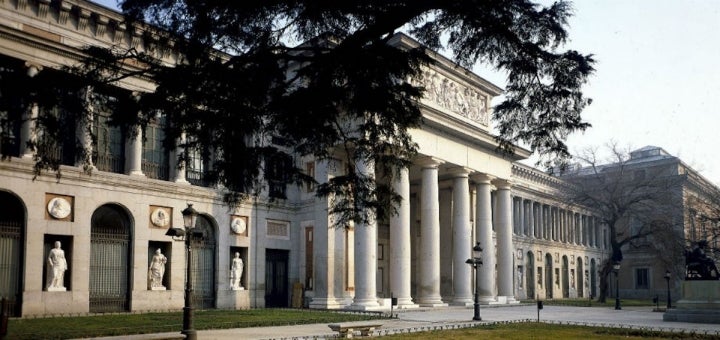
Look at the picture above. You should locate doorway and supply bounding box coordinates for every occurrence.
[265,249,289,307]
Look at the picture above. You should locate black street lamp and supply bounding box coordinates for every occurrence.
[465,242,483,321]
[166,204,199,340]
[613,262,621,310]
[664,270,671,310]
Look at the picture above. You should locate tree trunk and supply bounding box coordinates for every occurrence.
[597,260,612,303]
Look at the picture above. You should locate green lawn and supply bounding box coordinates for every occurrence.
[382,322,718,340]
[521,298,657,308]
[7,309,380,339]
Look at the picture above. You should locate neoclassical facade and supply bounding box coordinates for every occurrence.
[0,0,608,317]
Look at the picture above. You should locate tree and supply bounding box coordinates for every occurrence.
[561,143,685,302]
[0,0,594,225]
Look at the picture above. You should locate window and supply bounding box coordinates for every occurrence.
[185,141,209,186]
[305,227,313,290]
[142,118,170,180]
[266,153,292,199]
[305,161,315,193]
[635,268,649,289]
[92,97,125,174]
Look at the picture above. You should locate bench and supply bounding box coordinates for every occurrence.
[328,322,383,338]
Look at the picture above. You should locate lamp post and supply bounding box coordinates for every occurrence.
[613,262,621,310]
[465,242,483,321]
[166,204,198,340]
[664,270,671,310]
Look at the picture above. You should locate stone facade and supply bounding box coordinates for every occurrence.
[0,0,611,317]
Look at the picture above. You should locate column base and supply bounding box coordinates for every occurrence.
[127,170,146,177]
[417,296,448,307]
[451,297,474,306]
[496,296,519,304]
[394,297,419,309]
[309,297,346,310]
[349,298,383,311]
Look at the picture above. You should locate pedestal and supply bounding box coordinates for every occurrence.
[664,280,720,324]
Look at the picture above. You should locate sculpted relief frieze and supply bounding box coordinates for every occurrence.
[411,69,490,127]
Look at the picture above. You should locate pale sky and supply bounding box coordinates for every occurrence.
[94,0,720,184]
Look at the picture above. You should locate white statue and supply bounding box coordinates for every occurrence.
[148,248,167,290]
[230,252,244,290]
[47,241,68,291]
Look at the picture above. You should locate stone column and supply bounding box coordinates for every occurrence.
[77,86,95,170]
[309,160,343,309]
[125,124,145,176]
[389,166,417,308]
[351,157,379,309]
[20,63,42,159]
[416,157,446,306]
[494,179,516,303]
[529,201,536,239]
[450,168,473,305]
[172,132,189,184]
[472,173,496,303]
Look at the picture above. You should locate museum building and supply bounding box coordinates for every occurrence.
[0,0,611,317]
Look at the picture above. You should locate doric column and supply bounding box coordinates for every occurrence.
[125,124,145,176]
[519,198,526,236]
[389,166,417,308]
[172,132,189,184]
[450,167,472,305]
[528,201,536,238]
[351,157,379,309]
[416,157,446,306]
[472,173,496,303]
[77,86,95,169]
[494,179,516,303]
[20,63,42,159]
[309,160,344,309]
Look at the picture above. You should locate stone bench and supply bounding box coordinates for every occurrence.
[328,322,383,338]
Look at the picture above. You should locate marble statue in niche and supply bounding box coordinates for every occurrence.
[230,252,244,290]
[47,241,68,291]
[148,248,167,290]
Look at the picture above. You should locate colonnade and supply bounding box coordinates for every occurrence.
[342,157,517,310]
[15,63,190,184]
[511,197,605,249]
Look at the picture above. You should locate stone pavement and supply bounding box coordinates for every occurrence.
[83,305,720,340]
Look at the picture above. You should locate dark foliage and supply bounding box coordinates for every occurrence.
[0,0,594,226]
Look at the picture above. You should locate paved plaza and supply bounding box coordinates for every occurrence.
[84,305,720,340]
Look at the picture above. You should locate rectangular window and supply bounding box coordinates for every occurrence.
[142,118,169,180]
[305,161,315,193]
[93,102,125,174]
[266,153,292,199]
[635,268,649,289]
[305,227,313,290]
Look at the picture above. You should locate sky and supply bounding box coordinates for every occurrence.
[93,0,720,184]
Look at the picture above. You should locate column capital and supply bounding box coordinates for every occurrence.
[415,156,443,169]
[470,173,494,184]
[447,166,472,178]
[492,178,512,190]
[25,61,43,77]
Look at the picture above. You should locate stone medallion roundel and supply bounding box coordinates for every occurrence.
[231,216,246,234]
[47,197,71,219]
[151,208,170,227]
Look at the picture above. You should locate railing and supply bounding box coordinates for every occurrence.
[142,161,169,181]
[94,153,124,174]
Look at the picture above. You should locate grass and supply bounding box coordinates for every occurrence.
[381,322,720,340]
[520,298,656,308]
[7,308,381,339]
